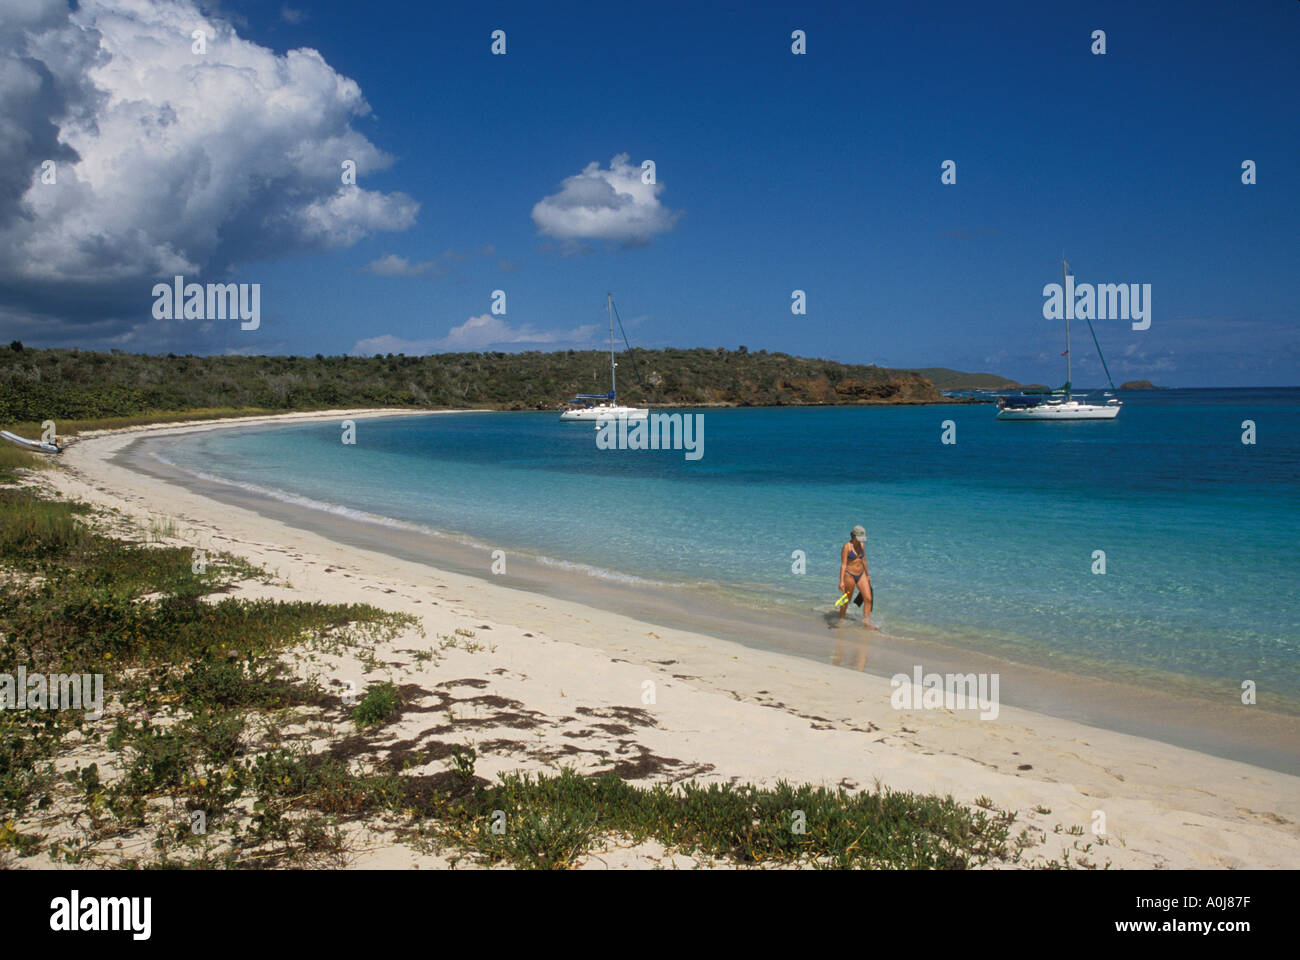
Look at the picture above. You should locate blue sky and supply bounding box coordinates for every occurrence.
[3,0,1297,386]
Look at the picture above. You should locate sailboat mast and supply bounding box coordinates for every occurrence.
[1062,258,1071,393]
[607,293,616,402]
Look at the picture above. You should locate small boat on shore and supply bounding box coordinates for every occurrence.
[559,293,649,422]
[997,259,1123,421]
[1,430,62,453]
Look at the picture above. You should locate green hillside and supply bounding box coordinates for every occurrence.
[0,343,944,423]
[909,367,1020,390]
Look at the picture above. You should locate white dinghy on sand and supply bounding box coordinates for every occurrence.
[1,430,63,454]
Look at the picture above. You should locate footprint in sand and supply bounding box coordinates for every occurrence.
[1171,785,1216,797]
[1236,807,1290,825]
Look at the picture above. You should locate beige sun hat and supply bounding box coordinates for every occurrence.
[851,525,867,541]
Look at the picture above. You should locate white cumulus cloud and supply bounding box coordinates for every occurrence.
[363,254,445,277]
[0,0,417,345]
[531,153,681,245]
[363,246,500,278]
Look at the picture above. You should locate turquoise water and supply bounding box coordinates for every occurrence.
[151,390,1300,701]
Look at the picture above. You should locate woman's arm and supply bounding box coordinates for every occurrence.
[838,542,849,581]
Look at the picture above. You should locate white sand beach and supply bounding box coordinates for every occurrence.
[28,410,1300,869]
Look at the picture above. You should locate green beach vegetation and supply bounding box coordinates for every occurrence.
[1,344,944,426]
[0,443,46,484]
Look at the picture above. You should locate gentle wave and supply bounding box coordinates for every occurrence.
[148,450,675,588]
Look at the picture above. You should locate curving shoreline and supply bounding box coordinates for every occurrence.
[111,411,1300,771]
[37,409,1300,868]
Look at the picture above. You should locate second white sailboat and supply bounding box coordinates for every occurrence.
[559,293,649,421]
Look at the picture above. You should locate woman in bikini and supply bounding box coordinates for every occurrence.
[838,524,876,628]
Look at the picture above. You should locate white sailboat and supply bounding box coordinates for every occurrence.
[997,259,1123,421]
[559,294,649,421]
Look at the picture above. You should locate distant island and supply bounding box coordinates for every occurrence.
[1119,380,1164,390]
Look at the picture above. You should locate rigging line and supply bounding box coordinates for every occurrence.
[1084,315,1117,392]
[610,298,645,388]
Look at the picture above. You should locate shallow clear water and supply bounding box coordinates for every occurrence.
[152,389,1300,700]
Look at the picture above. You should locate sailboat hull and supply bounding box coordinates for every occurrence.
[996,402,1121,420]
[559,405,649,421]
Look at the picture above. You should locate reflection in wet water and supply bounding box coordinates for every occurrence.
[826,614,870,671]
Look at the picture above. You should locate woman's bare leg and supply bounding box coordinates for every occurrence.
[838,572,855,620]
[862,581,878,629]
